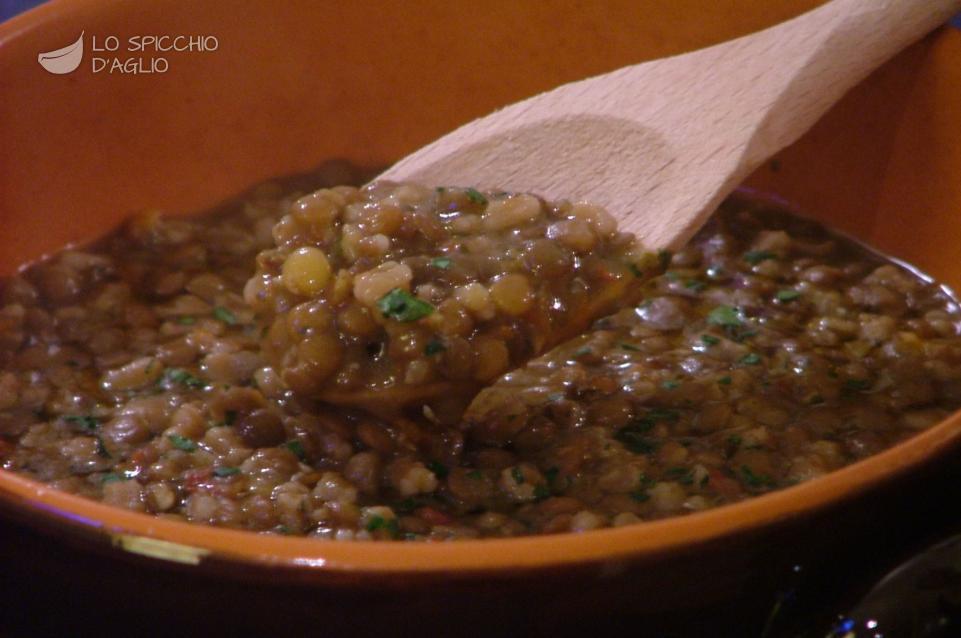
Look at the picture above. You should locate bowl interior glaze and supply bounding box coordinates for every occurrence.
[1,0,960,585]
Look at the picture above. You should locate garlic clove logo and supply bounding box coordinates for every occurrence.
[38,32,84,75]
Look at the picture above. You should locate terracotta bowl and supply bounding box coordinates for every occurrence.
[1,0,961,631]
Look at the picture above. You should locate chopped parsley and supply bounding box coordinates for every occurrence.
[661,379,681,391]
[572,346,593,358]
[628,263,644,278]
[743,250,777,265]
[700,334,720,347]
[283,440,307,461]
[426,460,449,479]
[164,368,207,389]
[94,436,111,459]
[376,288,435,322]
[213,306,238,325]
[533,484,551,501]
[630,489,650,503]
[213,466,241,478]
[727,435,743,448]
[176,316,196,325]
[657,249,672,269]
[366,515,400,537]
[465,188,487,206]
[775,289,801,302]
[466,470,484,481]
[666,467,694,485]
[64,414,100,431]
[544,467,559,486]
[739,353,762,366]
[620,342,641,352]
[167,434,197,452]
[616,408,680,453]
[718,376,733,385]
[740,465,775,489]
[707,305,743,328]
[100,472,129,484]
[707,305,756,342]
[843,378,872,394]
[430,257,452,270]
[510,466,525,484]
[424,339,446,356]
[684,279,707,292]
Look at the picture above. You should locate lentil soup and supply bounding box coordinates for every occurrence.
[1,166,959,540]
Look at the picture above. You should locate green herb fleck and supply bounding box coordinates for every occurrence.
[684,279,707,292]
[661,380,680,391]
[707,305,743,328]
[700,334,720,347]
[775,289,801,303]
[100,472,126,484]
[533,484,551,501]
[283,440,307,461]
[168,434,197,452]
[430,257,452,270]
[706,265,726,279]
[727,435,743,448]
[64,414,100,431]
[744,250,777,265]
[377,288,435,322]
[95,436,111,459]
[510,466,525,484]
[427,460,449,479]
[572,346,593,358]
[657,249,672,269]
[424,339,446,356]
[630,490,650,503]
[666,466,694,485]
[213,466,241,478]
[544,467,559,486]
[176,316,196,325]
[843,378,872,394]
[739,353,762,366]
[465,188,487,206]
[740,465,775,489]
[718,376,733,385]
[213,306,238,325]
[547,392,565,402]
[615,424,658,454]
[620,342,641,352]
[466,470,483,481]
[164,368,207,389]
[366,515,400,537]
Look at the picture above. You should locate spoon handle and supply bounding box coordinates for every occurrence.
[696,0,961,169]
[382,0,960,249]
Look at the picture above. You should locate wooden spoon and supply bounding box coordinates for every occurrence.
[381,0,960,251]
